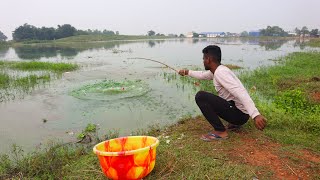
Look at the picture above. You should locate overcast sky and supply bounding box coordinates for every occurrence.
[1,0,319,39]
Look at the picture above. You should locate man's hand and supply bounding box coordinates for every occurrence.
[254,115,267,130]
[178,69,189,76]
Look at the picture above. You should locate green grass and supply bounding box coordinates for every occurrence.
[8,61,79,72]
[0,118,260,180]
[0,41,10,47]
[240,51,320,150]
[0,72,10,89]
[307,38,320,47]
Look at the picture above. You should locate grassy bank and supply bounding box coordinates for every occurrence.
[10,34,174,45]
[307,38,320,47]
[57,34,173,42]
[1,52,320,179]
[240,51,320,150]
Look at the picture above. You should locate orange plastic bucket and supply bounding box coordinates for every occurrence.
[93,136,160,180]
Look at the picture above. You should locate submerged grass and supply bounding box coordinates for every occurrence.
[0,61,79,101]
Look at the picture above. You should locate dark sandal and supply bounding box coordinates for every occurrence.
[200,133,229,141]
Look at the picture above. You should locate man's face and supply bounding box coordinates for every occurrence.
[203,54,210,70]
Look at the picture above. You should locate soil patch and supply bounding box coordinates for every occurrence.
[310,91,320,103]
[226,130,320,179]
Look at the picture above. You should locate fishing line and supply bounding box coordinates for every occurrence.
[127,57,179,73]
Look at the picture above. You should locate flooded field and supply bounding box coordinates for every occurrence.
[0,38,317,152]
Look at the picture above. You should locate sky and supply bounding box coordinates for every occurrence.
[1,0,319,39]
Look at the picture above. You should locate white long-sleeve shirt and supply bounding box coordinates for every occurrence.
[188,65,260,119]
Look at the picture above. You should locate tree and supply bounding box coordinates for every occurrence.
[0,30,7,41]
[295,27,301,36]
[37,27,56,40]
[147,30,155,36]
[76,30,89,36]
[55,24,77,39]
[179,34,185,38]
[310,29,319,37]
[192,32,199,37]
[240,31,248,37]
[13,24,38,41]
[116,31,119,35]
[260,26,287,37]
[301,26,309,37]
[102,29,115,35]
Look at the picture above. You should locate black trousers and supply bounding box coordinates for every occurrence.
[195,91,250,131]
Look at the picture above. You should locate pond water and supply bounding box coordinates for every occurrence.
[0,38,317,153]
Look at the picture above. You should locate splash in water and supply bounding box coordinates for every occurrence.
[70,80,151,101]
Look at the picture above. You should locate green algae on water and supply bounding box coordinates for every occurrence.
[70,80,151,101]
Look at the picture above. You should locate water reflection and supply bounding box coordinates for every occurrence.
[238,38,289,50]
[3,38,317,61]
[14,46,79,59]
[0,46,9,58]
[293,39,307,50]
[148,41,156,48]
[147,40,166,48]
[258,40,288,50]
[13,41,143,60]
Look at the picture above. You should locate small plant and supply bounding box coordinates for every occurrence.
[85,123,96,132]
[104,129,120,140]
[274,89,310,113]
[77,123,99,143]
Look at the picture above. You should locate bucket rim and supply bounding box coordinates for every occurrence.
[93,136,159,156]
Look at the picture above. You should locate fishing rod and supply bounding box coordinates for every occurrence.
[127,57,179,73]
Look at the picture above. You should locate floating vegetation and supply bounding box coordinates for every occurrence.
[70,80,151,101]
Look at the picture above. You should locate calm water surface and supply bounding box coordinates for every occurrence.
[0,38,317,152]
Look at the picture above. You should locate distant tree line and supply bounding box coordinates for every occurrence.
[260,26,288,36]
[295,26,318,37]
[147,30,165,36]
[240,26,319,37]
[12,24,118,41]
[260,26,318,37]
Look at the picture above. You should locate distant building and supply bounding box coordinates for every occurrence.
[200,32,226,37]
[287,31,297,36]
[186,32,194,38]
[249,31,260,37]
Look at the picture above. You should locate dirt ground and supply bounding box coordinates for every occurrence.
[175,117,320,179]
[225,130,320,179]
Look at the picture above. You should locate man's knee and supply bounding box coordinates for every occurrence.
[195,91,207,103]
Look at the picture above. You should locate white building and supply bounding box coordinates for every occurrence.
[200,32,226,37]
[186,32,194,38]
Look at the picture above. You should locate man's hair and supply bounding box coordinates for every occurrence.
[202,45,221,63]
